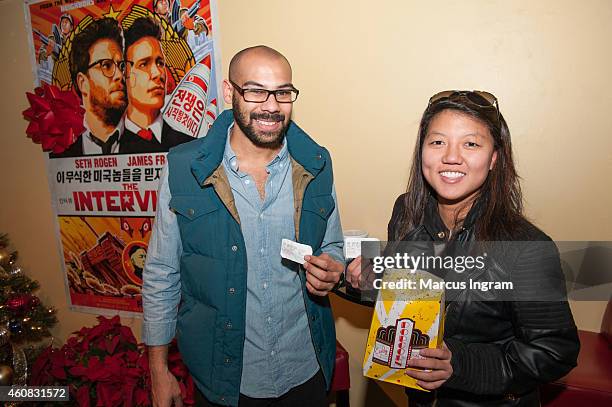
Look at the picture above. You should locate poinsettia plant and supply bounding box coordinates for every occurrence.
[30,315,195,406]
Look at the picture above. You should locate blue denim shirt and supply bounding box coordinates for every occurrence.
[142,125,345,398]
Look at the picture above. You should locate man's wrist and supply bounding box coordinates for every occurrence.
[150,366,170,377]
[148,344,170,374]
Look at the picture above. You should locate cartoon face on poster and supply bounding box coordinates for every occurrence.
[24,0,223,314]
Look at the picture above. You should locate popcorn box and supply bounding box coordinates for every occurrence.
[362,269,445,391]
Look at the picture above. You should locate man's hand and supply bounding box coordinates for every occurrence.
[303,253,344,296]
[151,368,183,407]
[404,342,453,390]
[149,345,183,407]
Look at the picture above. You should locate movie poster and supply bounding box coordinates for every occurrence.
[24,0,223,314]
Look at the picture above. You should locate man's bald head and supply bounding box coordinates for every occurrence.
[228,45,291,82]
[223,45,295,151]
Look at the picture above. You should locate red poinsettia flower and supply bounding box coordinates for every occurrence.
[30,346,54,385]
[105,334,121,354]
[49,349,68,380]
[66,336,80,348]
[86,315,115,341]
[125,348,140,364]
[68,356,108,380]
[30,316,197,406]
[63,346,78,367]
[134,387,151,406]
[120,325,138,344]
[97,381,124,407]
[76,385,91,407]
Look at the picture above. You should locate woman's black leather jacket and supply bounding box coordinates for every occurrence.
[388,194,580,407]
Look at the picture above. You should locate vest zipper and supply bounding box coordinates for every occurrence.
[294,169,328,385]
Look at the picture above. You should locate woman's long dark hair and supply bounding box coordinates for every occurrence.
[394,97,525,241]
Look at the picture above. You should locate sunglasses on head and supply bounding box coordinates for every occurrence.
[428,90,500,123]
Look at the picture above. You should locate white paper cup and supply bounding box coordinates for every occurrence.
[343,229,369,239]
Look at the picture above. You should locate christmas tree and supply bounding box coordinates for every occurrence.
[0,233,58,386]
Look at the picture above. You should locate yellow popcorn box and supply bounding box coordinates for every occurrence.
[362,269,445,391]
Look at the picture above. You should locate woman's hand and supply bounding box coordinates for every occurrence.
[404,342,453,390]
[346,256,363,288]
[346,256,379,290]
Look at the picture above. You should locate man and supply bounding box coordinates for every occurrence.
[128,245,147,280]
[120,17,193,153]
[143,46,345,406]
[52,17,126,158]
[59,13,74,44]
[153,0,171,23]
[178,7,209,49]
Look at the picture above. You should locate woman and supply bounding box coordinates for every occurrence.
[347,91,579,406]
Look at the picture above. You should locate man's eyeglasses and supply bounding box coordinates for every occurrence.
[428,90,500,122]
[87,59,126,78]
[229,79,299,103]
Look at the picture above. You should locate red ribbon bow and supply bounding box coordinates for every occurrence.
[22,84,85,154]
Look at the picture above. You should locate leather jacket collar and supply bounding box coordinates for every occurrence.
[422,195,481,242]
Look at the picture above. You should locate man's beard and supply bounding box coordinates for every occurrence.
[232,94,288,149]
[89,80,127,127]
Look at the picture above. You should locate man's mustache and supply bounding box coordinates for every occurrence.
[250,112,285,122]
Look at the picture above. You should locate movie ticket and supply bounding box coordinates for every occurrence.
[280,239,313,265]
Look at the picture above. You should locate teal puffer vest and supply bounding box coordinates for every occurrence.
[167,110,337,406]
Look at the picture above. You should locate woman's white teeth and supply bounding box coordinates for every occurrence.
[257,120,277,127]
[440,171,465,178]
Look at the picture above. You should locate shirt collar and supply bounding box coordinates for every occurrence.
[191,109,324,187]
[82,117,124,155]
[125,114,164,143]
[222,122,289,177]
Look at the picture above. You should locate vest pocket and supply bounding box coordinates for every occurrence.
[170,194,221,220]
[176,300,217,386]
[170,194,233,258]
[302,194,335,220]
[300,194,335,249]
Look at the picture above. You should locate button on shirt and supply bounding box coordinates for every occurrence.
[142,124,345,398]
[223,127,344,397]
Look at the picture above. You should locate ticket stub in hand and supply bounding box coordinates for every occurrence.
[344,237,380,259]
[281,239,313,265]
